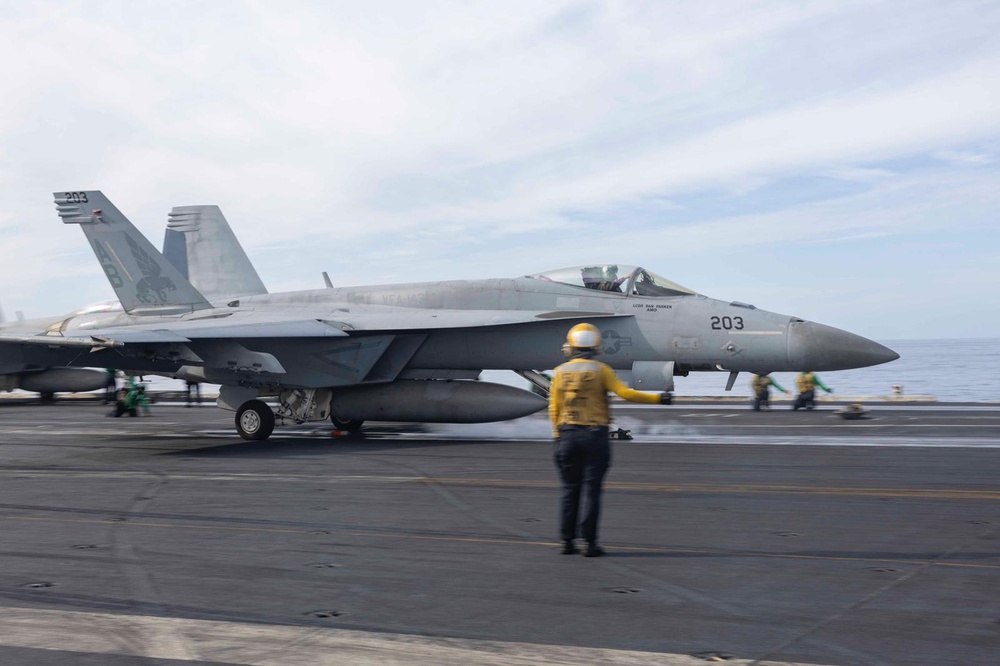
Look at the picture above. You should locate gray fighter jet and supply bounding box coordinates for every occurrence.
[1,190,898,440]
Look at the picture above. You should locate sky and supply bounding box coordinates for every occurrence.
[0,0,997,340]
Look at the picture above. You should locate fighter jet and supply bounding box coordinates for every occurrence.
[0,203,267,399]
[1,190,898,440]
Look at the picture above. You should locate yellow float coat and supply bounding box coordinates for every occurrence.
[548,359,661,437]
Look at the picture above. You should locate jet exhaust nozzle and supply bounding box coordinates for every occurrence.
[329,380,547,423]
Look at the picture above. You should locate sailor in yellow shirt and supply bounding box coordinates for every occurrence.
[750,373,788,411]
[548,323,669,557]
[792,371,832,410]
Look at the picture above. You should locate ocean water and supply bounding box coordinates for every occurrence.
[669,338,1000,403]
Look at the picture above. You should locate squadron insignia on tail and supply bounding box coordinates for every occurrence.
[125,234,176,304]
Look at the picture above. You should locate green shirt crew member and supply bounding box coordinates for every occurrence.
[793,371,832,410]
[751,373,787,411]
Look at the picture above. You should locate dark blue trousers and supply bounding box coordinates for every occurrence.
[793,389,816,410]
[554,426,611,544]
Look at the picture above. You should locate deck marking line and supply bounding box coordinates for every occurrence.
[5,515,998,570]
[0,606,823,665]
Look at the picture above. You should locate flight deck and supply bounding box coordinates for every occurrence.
[0,401,997,665]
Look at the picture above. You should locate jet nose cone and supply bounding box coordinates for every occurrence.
[788,321,899,371]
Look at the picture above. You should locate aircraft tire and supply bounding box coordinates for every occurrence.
[236,400,275,441]
[331,416,364,432]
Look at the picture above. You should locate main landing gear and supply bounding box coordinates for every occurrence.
[232,399,364,440]
[236,400,275,441]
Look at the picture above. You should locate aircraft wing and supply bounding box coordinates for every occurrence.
[73,318,353,342]
[8,308,628,344]
[0,308,631,349]
[0,308,632,389]
[0,319,348,346]
[0,334,122,349]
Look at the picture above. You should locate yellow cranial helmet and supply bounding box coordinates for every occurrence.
[566,323,602,350]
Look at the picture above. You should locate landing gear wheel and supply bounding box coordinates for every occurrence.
[236,400,275,441]
[39,391,55,403]
[331,416,364,432]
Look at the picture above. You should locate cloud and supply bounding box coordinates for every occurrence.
[823,167,895,183]
[935,149,996,166]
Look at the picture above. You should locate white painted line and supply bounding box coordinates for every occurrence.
[0,607,818,666]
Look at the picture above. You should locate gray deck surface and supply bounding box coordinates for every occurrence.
[0,400,997,665]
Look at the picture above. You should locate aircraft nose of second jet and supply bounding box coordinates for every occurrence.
[788,320,899,371]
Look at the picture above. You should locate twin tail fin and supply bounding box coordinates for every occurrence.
[163,205,268,302]
[55,190,212,313]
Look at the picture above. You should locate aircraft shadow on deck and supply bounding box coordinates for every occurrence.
[157,435,510,458]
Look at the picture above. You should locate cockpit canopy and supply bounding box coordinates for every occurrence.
[527,264,698,297]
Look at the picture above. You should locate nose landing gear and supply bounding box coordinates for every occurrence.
[331,416,364,432]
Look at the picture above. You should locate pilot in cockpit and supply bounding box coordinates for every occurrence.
[581,265,625,292]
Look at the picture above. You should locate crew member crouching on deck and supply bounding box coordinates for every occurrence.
[793,371,833,410]
[751,373,788,411]
[548,323,670,557]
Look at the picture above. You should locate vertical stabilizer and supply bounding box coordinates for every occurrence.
[164,205,268,303]
[55,191,212,313]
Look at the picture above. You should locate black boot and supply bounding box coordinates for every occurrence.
[584,543,605,558]
[561,540,579,555]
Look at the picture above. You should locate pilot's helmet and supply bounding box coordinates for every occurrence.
[566,323,602,351]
